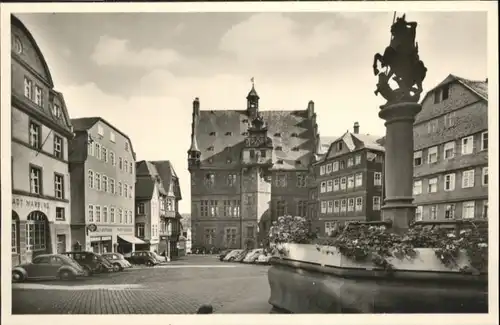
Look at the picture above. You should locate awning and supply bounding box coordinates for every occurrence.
[118,235,146,244]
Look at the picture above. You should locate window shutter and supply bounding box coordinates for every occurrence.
[470,170,475,187]
[451,174,455,190]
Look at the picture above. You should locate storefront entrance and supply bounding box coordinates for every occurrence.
[57,234,66,253]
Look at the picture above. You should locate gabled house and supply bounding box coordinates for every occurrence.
[313,122,385,235]
[412,74,488,221]
[135,160,182,259]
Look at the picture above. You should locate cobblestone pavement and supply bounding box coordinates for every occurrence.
[11,256,273,314]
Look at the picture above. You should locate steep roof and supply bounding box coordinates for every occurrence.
[135,177,155,200]
[71,117,137,160]
[320,130,384,163]
[421,74,488,104]
[319,135,339,154]
[11,14,54,87]
[194,109,316,171]
[136,160,168,196]
[150,160,182,200]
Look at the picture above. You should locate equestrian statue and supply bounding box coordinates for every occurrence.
[373,13,428,107]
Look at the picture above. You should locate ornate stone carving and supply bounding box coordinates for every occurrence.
[373,14,428,107]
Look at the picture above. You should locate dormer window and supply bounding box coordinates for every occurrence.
[274,132,282,137]
[275,146,283,151]
[52,104,62,118]
[226,158,232,164]
[337,142,343,151]
[434,84,450,104]
[125,142,129,151]
[209,132,216,136]
[97,124,104,137]
[295,160,301,165]
[242,132,249,136]
[291,147,299,151]
[225,132,233,136]
[208,158,213,164]
[277,159,284,164]
[291,132,298,137]
[208,146,214,151]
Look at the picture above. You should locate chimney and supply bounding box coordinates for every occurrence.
[485,78,488,83]
[307,100,315,118]
[193,97,200,115]
[353,122,360,134]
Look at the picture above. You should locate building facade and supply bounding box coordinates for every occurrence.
[188,85,319,250]
[313,123,385,236]
[11,15,74,265]
[69,117,139,254]
[135,160,182,259]
[412,75,488,221]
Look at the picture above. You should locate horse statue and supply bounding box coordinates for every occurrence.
[373,14,428,106]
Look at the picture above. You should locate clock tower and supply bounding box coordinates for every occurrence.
[240,112,272,249]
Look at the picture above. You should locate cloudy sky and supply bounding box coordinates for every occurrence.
[16,11,487,214]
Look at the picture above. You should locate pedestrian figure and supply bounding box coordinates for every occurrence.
[197,304,213,314]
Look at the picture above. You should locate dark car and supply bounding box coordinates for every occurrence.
[218,249,232,261]
[62,251,114,275]
[12,254,87,282]
[101,252,133,272]
[126,251,160,266]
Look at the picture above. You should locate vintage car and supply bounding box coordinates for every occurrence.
[242,249,264,263]
[101,252,133,271]
[126,251,160,266]
[151,251,168,263]
[217,249,232,261]
[255,253,273,265]
[12,254,87,282]
[223,249,244,262]
[62,251,114,275]
[233,250,251,262]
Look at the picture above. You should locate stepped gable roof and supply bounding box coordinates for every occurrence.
[151,160,182,200]
[71,116,137,160]
[195,109,316,170]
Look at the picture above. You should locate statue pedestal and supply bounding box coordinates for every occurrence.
[378,101,422,234]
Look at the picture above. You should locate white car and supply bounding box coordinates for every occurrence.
[152,252,169,263]
[223,249,244,262]
[255,253,272,265]
[242,249,264,263]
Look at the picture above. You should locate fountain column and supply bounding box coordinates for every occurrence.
[379,102,422,233]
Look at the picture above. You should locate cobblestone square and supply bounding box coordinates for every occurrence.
[12,256,273,314]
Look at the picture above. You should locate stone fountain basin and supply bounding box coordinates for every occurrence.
[267,243,488,313]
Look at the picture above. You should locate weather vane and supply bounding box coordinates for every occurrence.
[251,77,255,87]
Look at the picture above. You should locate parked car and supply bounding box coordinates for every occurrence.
[233,250,250,262]
[101,252,132,272]
[218,249,232,261]
[12,254,87,282]
[242,249,264,263]
[223,249,244,262]
[151,252,168,263]
[126,251,160,266]
[62,251,114,275]
[255,253,273,265]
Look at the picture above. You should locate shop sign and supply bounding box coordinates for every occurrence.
[12,196,50,212]
[90,236,112,242]
[117,227,134,234]
[95,227,113,233]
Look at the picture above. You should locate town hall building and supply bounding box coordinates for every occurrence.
[188,83,321,250]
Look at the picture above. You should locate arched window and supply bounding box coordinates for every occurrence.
[26,211,47,251]
[12,212,20,254]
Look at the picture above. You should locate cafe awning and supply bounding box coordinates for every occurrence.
[118,235,146,244]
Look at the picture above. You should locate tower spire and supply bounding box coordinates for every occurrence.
[247,77,259,119]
